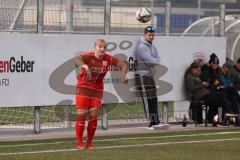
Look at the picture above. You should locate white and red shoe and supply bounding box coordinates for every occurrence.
[77,143,85,151]
[86,144,94,150]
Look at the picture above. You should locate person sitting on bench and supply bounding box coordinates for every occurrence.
[184,61,230,126]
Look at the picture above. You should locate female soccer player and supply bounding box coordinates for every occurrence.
[74,39,128,150]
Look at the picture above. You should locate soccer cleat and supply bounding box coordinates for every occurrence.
[77,144,85,151]
[86,144,94,150]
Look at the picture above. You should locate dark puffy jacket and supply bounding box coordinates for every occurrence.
[200,63,222,92]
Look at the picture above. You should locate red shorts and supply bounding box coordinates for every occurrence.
[76,95,102,109]
[75,86,103,109]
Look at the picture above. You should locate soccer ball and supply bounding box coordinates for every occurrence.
[136,7,152,23]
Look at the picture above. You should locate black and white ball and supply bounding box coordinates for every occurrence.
[136,7,152,23]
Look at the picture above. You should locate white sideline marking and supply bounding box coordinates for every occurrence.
[95,131,240,142]
[1,131,240,148]
[0,138,240,156]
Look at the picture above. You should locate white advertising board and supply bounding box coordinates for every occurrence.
[0,33,226,107]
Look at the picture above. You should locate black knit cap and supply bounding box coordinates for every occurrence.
[209,53,219,63]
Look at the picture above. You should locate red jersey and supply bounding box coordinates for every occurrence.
[76,52,119,90]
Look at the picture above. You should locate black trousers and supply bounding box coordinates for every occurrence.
[202,91,231,123]
[221,86,240,114]
[135,74,160,125]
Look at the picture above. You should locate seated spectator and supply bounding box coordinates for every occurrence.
[220,62,232,87]
[184,61,229,126]
[200,53,232,121]
[200,53,222,92]
[220,62,240,114]
[230,58,240,91]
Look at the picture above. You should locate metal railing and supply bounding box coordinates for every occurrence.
[1,0,237,36]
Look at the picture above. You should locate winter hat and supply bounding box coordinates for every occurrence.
[209,53,219,63]
[222,62,232,70]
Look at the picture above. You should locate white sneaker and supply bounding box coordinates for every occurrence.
[146,126,154,130]
[152,123,170,130]
[213,114,219,122]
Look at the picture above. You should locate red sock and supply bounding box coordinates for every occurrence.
[75,116,85,146]
[86,117,98,146]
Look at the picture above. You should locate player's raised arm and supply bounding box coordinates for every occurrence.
[74,54,90,72]
[74,54,84,67]
[117,60,128,84]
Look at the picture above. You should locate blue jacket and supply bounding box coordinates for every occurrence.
[219,72,231,87]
